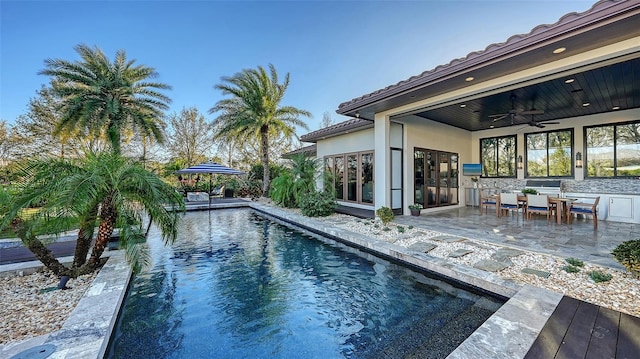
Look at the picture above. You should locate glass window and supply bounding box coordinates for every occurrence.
[323,157,334,193]
[361,153,374,204]
[586,121,640,177]
[480,135,516,177]
[324,152,374,204]
[525,129,573,177]
[347,154,358,201]
[334,156,344,200]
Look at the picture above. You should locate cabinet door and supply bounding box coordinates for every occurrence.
[609,197,633,219]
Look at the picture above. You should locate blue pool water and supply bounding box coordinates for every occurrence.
[107,209,503,358]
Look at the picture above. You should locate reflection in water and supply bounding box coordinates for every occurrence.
[107,209,503,359]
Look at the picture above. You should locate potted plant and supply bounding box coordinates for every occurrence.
[521,188,538,195]
[408,203,423,216]
[471,177,479,188]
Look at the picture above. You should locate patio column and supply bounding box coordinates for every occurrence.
[374,113,391,210]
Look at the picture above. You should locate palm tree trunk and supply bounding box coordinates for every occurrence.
[87,197,117,266]
[10,218,68,276]
[261,126,270,197]
[73,203,99,268]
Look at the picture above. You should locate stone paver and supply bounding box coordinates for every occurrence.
[431,235,466,243]
[474,259,510,272]
[408,242,437,253]
[449,249,473,258]
[521,268,551,278]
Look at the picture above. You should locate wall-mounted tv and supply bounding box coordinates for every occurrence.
[462,163,482,176]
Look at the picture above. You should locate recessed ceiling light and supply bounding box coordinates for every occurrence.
[460,104,466,108]
[565,78,575,84]
[582,102,590,107]
[553,47,566,54]
[612,106,620,110]
[489,125,494,129]
[465,76,474,82]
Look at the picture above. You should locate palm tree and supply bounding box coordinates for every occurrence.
[210,64,311,196]
[39,44,171,155]
[1,152,185,277]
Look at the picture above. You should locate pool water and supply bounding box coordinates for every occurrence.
[107,209,503,358]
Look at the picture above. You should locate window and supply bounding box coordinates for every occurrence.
[525,129,573,177]
[324,151,374,204]
[480,135,516,177]
[585,121,640,177]
[361,153,374,203]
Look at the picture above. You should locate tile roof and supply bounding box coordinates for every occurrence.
[337,0,636,114]
[299,118,373,143]
[282,144,317,158]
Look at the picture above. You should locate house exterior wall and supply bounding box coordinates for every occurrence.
[399,115,473,213]
[316,128,375,209]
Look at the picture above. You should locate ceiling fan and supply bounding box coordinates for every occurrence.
[489,94,544,124]
[521,114,560,129]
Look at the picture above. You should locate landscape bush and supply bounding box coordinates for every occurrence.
[376,206,394,226]
[299,191,336,217]
[612,239,640,277]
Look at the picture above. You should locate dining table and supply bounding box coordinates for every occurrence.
[493,194,576,224]
[548,197,578,224]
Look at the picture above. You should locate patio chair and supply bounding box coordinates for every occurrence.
[479,189,497,215]
[568,196,600,228]
[499,193,522,217]
[210,185,225,198]
[526,194,551,221]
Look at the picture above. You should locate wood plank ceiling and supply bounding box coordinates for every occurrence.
[413,57,640,131]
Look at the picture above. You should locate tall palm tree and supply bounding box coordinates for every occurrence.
[39,44,171,155]
[210,64,311,196]
[1,152,185,277]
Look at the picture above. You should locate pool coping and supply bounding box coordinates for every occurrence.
[1,203,561,358]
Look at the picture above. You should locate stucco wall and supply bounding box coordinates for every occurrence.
[400,115,473,210]
[316,127,374,159]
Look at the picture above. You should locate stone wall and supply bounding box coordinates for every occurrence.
[477,178,640,195]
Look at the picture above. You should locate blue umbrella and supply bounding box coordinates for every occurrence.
[176,162,245,207]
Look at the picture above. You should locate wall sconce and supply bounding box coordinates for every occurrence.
[575,152,583,168]
[517,155,523,170]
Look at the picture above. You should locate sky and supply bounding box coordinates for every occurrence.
[1,0,596,134]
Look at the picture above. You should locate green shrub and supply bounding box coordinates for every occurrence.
[521,188,538,195]
[588,270,613,283]
[376,206,394,226]
[397,226,405,233]
[270,172,297,207]
[408,225,414,230]
[382,226,391,232]
[612,239,640,277]
[299,191,336,217]
[565,257,584,267]
[562,265,580,273]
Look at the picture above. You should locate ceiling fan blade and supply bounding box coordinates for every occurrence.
[489,113,508,118]
[491,115,507,122]
[540,121,560,125]
[520,109,544,116]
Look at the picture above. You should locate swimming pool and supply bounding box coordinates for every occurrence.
[107,209,503,358]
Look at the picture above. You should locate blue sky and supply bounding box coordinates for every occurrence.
[1,0,595,132]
